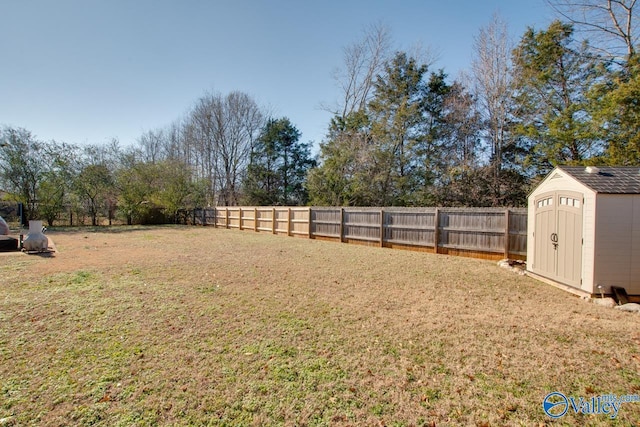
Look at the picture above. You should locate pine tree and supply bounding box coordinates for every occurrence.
[512,21,605,175]
[242,118,315,206]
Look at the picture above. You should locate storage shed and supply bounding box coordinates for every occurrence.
[527,166,640,297]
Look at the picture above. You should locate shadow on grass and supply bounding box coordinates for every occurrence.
[44,224,193,235]
[24,251,55,258]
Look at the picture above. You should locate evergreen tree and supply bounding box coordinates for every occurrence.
[242,118,316,206]
[591,55,640,165]
[512,21,605,176]
[307,111,376,206]
[309,52,466,207]
[367,52,430,206]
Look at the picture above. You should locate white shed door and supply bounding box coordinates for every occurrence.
[533,191,583,287]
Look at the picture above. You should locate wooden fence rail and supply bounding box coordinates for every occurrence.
[191,206,527,260]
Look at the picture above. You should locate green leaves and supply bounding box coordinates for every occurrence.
[309,52,462,207]
[115,160,206,225]
[242,118,315,206]
[590,56,640,165]
[0,127,47,220]
[512,21,605,176]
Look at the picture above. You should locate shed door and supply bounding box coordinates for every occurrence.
[533,191,583,287]
[534,193,556,276]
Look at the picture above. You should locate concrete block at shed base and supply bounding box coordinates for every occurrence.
[591,297,617,308]
[614,303,640,313]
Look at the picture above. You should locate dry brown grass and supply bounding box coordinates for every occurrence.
[0,226,639,426]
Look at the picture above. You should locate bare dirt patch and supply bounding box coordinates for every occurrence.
[1,226,639,426]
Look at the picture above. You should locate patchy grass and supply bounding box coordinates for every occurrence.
[1,226,639,426]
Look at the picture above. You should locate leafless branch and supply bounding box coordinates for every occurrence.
[546,0,638,61]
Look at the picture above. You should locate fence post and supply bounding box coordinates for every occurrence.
[287,208,292,237]
[225,208,229,229]
[379,208,384,248]
[254,207,258,232]
[340,207,345,243]
[434,208,440,254]
[272,207,276,234]
[504,208,511,259]
[308,207,312,238]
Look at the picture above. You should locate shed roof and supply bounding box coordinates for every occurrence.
[558,166,640,194]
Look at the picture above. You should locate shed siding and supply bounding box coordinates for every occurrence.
[528,167,640,296]
[580,191,597,293]
[632,197,640,290]
[594,194,640,294]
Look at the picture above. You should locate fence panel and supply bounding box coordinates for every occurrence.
[191,208,203,225]
[384,208,436,247]
[290,208,310,236]
[343,208,381,243]
[439,210,506,253]
[273,208,289,234]
[226,207,241,229]
[207,207,311,236]
[256,208,274,232]
[239,207,255,230]
[203,208,215,226]
[508,210,528,256]
[310,208,341,238]
[214,208,225,227]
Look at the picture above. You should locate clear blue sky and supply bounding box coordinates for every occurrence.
[0,1,553,151]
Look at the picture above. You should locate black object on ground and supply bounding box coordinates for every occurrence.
[0,236,18,252]
[611,286,630,305]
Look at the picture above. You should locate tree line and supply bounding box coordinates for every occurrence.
[310,0,640,207]
[0,96,314,224]
[1,0,639,224]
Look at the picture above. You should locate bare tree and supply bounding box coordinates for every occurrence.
[471,14,521,206]
[547,0,638,62]
[164,119,189,163]
[184,91,264,206]
[137,129,166,164]
[328,22,393,118]
[188,93,221,205]
[216,92,264,205]
[441,79,482,170]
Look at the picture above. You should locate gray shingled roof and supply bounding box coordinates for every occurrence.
[559,166,640,194]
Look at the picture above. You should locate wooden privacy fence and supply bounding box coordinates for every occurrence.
[192,207,311,237]
[191,206,527,260]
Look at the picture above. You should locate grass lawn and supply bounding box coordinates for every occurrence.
[0,226,639,426]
